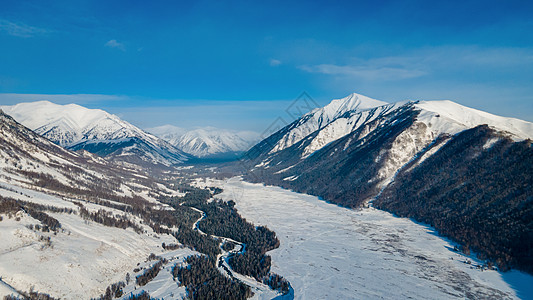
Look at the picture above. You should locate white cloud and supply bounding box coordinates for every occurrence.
[269,58,282,66]
[105,39,126,51]
[299,63,427,80]
[0,19,49,38]
[298,45,533,82]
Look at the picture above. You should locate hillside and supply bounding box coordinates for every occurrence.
[240,92,533,274]
[0,110,289,299]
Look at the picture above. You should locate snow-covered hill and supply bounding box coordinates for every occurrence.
[1,101,190,166]
[242,92,533,277]
[149,125,258,158]
[0,109,203,298]
[260,93,532,158]
[243,89,533,219]
[0,110,289,299]
[0,109,173,202]
[268,93,388,154]
[247,92,533,179]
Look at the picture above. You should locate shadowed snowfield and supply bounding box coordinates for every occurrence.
[212,177,532,300]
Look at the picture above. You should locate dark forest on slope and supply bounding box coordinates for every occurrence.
[241,123,533,274]
[374,125,533,274]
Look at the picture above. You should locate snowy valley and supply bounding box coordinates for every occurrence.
[0,91,532,300]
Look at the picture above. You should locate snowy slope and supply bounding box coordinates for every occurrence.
[0,181,195,300]
[245,92,533,208]
[253,92,533,160]
[269,93,388,154]
[300,98,533,176]
[414,100,533,140]
[149,125,259,157]
[1,101,190,166]
[0,110,201,299]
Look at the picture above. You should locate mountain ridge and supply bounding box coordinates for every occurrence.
[1,101,191,167]
[240,92,533,274]
[148,125,258,158]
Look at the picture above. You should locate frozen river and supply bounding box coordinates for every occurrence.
[211,177,532,300]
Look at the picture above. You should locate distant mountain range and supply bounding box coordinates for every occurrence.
[1,101,259,164]
[148,125,258,158]
[242,92,533,274]
[1,101,191,167]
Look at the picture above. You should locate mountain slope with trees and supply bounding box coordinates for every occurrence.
[239,93,533,274]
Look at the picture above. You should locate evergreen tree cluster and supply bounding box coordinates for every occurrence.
[92,281,126,300]
[375,126,533,273]
[173,255,252,300]
[136,259,165,286]
[262,273,290,294]
[0,195,66,232]
[126,291,152,300]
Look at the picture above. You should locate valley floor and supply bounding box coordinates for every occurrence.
[200,177,533,300]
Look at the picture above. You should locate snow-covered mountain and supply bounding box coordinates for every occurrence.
[1,101,190,167]
[268,93,388,154]
[245,90,533,203]
[242,92,533,275]
[248,92,532,168]
[0,108,164,198]
[148,125,259,158]
[0,109,201,299]
[261,92,532,156]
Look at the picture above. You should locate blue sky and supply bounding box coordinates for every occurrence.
[0,0,532,132]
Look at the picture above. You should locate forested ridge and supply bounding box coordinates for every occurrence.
[242,119,533,275]
[375,125,533,273]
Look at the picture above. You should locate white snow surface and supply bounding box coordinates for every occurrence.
[270,93,388,154]
[0,184,187,300]
[2,101,146,147]
[269,92,533,158]
[414,100,533,140]
[1,101,188,165]
[216,177,532,300]
[149,125,259,157]
[301,101,405,158]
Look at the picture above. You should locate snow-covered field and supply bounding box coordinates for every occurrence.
[0,182,194,299]
[2,175,531,299]
[213,177,532,300]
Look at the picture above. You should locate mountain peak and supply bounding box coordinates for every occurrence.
[339,92,389,110]
[320,92,389,120]
[1,101,190,166]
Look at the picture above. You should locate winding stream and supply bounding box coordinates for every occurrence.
[188,205,283,299]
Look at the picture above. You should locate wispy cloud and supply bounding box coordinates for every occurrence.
[299,63,427,81]
[269,58,282,66]
[426,46,533,67]
[298,45,533,82]
[105,39,126,51]
[0,19,50,38]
